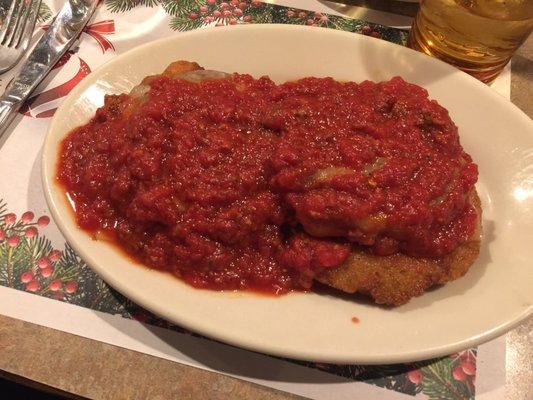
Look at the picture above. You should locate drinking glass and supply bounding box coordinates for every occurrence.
[408,0,533,83]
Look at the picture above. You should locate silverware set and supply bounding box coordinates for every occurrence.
[0,0,97,144]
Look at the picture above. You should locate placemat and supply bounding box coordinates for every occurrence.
[0,1,508,399]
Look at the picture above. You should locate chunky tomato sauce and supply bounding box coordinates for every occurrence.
[58,72,478,293]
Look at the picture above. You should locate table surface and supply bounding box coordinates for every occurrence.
[1,1,532,399]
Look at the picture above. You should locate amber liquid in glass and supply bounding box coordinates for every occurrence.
[408,0,533,83]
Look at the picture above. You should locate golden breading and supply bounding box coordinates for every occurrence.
[316,190,482,306]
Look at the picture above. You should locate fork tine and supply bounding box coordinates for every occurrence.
[10,0,38,48]
[15,0,40,49]
[0,0,21,42]
[3,0,28,46]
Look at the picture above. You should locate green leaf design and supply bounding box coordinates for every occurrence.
[169,14,206,31]
[105,0,159,13]
[97,0,407,46]
[243,3,275,24]
[162,0,203,17]
[419,358,473,400]
[37,2,53,23]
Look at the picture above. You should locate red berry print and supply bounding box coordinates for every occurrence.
[37,257,51,269]
[306,19,315,26]
[233,8,243,16]
[21,211,34,223]
[53,292,65,300]
[243,15,252,22]
[407,369,423,385]
[207,0,216,4]
[199,6,208,13]
[4,213,16,225]
[361,25,372,35]
[188,12,198,20]
[371,31,381,39]
[229,18,237,25]
[7,235,20,247]
[65,281,78,294]
[460,350,474,363]
[223,10,232,17]
[452,366,466,381]
[26,280,40,292]
[286,10,294,18]
[219,1,229,9]
[40,267,53,278]
[230,0,239,6]
[213,10,222,17]
[48,249,62,262]
[20,270,34,283]
[48,279,62,291]
[461,362,476,376]
[0,229,6,241]
[37,215,50,227]
[251,0,261,7]
[24,227,37,238]
[298,11,307,19]
[132,311,149,322]
[239,2,247,10]
[204,16,213,23]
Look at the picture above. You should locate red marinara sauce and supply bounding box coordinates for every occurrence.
[57,73,478,294]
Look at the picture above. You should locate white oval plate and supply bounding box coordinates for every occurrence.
[42,25,533,364]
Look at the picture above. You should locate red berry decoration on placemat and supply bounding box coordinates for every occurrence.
[20,271,34,284]
[53,292,65,300]
[7,235,20,247]
[452,366,467,381]
[40,267,54,278]
[48,279,62,291]
[21,211,34,223]
[37,257,51,269]
[24,227,37,238]
[65,281,78,294]
[407,369,423,385]
[4,213,16,225]
[26,280,40,292]
[461,361,476,376]
[362,25,372,35]
[37,215,50,227]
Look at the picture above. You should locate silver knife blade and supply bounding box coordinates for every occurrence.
[0,0,98,145]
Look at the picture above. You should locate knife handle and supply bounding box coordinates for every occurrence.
[0,99,20,143]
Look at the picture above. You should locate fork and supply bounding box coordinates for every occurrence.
[0,0,42,73]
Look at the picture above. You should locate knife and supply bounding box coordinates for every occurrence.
[0,0,97,145]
